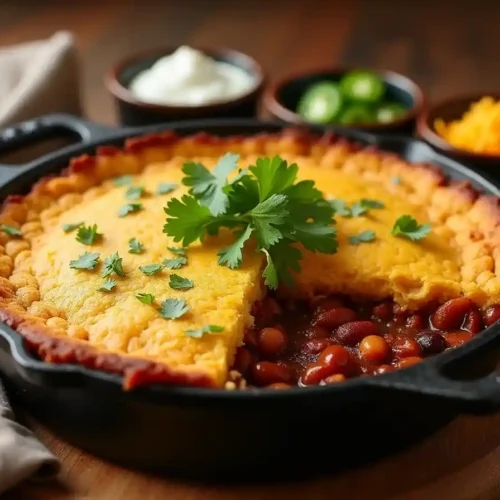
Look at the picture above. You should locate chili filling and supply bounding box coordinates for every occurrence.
[231,296,500,389]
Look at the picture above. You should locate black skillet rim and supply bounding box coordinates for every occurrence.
[1,116,500,406]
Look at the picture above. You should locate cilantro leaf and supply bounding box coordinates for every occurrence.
[158,298,190,319]
[162,257,187,269]
[163,195,214,246]
[182,153,239,215]
[168,246,186,256]
[286,181,335,222]
[226,174,260,214]
[62,221,83,233]
[139,263,163,276]
[217,225,253,269]
[128,238,144,254]
[262,241,302,289]
[69,252,100,270]
[0,224,22,237]
[349,230,376,245]
[249,156,297,202]
[76,224,102,245]
[113,175,133,186]
[291,222,337,253]
[125,186,145,200]
[135,292,155,304]
[118,203,142,217]
[328,199,351,217]
[391,176,402,185]
[156,182,178,195]
[185,324,224,338]
[250,194,288,248]
[98,278,117,292]
[350,199,384,217]
[169,274,194,290]
[102,252,125,277]
[392,215,431,241]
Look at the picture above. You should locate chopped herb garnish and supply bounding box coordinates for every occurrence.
[391,176,402,185]
[185,324,224,338]
[350,199,385,217]
[167,246,186,256]
[169,274,194,290]
[128,238,144,254]
[135,292,155,304]
[162,257,188,269]
[69,252,100,270]
[113,175,133,186]
[76,224,102,245]
[102,251,125,277]
[139,263,163,276]
[0,224,22,237]
[349,230,376,245]
[118,203,142,217]
[125,186,145,200]
[164,155,337,289]
[98,278,117,292]
[158,298,190,319]
[392,215,431,241]
[156,182,178,195]
[62,221,84,233]
[328,199,351,217]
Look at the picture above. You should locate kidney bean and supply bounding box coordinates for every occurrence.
[372,302,393,321]
[267,382,291,390]
[484,304,500,327]
[391,336,421,359]
[415,330,446,355]
[335,321,379,346]
[374,364,395,375]
[359,335,390,364]
[445,331,473,348]
[406,314,424,330]
[393,303,408,319]
[233,347,253,374]
[314,307,357,329]
[301,338,330,355]
[431,297,472,330]
[251,361,292,386]
[243,328,257,347]
[318,345,352,375]
[462,309,483,334]
[312,296,345,314]
[306,325,330,339]
[301,363,331,386]
[324,374,346,384]
[396,356,423,369]
[257,327,288,357]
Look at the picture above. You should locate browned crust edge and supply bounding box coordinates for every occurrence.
[0,126,498,390]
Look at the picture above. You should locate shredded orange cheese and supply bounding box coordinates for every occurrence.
[434,96,500,154]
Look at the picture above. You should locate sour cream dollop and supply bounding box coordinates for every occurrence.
[128,46,255,106]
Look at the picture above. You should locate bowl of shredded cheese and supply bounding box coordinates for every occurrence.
[418,94,500,172]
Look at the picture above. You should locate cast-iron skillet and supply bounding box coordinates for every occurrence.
[1,114,500,482]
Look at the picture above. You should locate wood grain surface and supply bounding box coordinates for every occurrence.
[2,0,500,498]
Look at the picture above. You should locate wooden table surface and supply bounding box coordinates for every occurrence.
[2,0,500,498]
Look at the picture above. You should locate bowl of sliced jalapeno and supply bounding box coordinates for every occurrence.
[264,68,424,133]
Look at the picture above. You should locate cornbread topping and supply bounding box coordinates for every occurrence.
[0,129,500,390]
[128,45,254,106]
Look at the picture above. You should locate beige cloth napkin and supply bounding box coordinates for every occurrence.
[0,30,82,493]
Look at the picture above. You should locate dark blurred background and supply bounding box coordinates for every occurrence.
[1,0,499,125]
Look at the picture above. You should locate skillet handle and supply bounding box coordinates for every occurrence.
[0,114,118,181]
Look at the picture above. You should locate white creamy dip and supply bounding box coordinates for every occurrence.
[128,46,255,106]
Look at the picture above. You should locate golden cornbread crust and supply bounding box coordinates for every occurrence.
[0,128,499,389]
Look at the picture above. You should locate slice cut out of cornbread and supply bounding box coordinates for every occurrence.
[0,130,498,389]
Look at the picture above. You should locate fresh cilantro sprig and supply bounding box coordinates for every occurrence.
[163,155,338,289]
[157,183,177,195]
[102,252,125,277]
[118,203,142,217]
[128,238,144,254]
[392,215,431,241]
[70,252,100,270]
[76,224,102,245]
[135,292,155,304]
[158,298,190,319]
[169,274,194,290]
[62,221,84,233]
[185,324,224,338]
[98,278,117,292]
[329,198,384,218]
[125,186,145,200]
[139,263,163,276]
[163,257,187,269]
[349,230,376,245]
[0,224,22,237]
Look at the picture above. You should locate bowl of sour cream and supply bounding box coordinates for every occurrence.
[106,45,265,126]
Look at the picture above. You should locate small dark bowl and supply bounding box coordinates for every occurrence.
[106,46,265,127]
[264,67,424,134]
[417,93,500,177]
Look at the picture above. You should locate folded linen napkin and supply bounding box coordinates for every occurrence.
[0,30,81,493]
